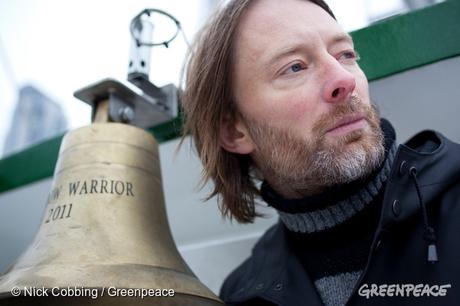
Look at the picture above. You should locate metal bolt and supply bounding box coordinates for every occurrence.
[119,107,134,123]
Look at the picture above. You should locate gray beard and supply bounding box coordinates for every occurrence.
[308,136,384,187]
[246,102,385,198]
[255,132,385,196]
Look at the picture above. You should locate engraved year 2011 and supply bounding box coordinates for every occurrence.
[44,204,73,223]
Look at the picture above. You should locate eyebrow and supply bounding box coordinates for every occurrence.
[268,45,305,65]
[330,33,354,45]
[266,33,354,65]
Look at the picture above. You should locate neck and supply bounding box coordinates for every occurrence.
[264,176,325,199]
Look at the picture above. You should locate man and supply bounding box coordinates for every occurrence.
[181,0,460,305]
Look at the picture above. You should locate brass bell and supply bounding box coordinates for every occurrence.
[0,119,223,305]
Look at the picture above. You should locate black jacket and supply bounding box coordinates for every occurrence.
[220,129,460,305]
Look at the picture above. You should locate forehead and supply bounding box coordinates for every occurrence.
[235,0,347,59]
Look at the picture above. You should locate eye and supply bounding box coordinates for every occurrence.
[281,62,307,75]
[339,50,360,62]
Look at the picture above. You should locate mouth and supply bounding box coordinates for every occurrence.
[326,114,367,135]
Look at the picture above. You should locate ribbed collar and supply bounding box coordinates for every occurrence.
[261,119,396,233]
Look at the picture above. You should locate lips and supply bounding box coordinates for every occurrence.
[326,114,366,134]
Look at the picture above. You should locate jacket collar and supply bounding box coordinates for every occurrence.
[380,130,460,229]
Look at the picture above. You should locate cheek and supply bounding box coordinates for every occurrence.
[286,98,314,122]
[264,92,318,132]
[238,82,318,130]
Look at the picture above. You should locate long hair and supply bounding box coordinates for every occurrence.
[180,0,336,223]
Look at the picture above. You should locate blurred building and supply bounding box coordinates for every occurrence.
[2,85,67,157]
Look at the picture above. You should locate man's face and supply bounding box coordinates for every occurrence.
[228,0,384,196]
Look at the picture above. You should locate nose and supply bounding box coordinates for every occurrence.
[322,61,356,103]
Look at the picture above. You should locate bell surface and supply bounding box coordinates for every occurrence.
[0,123,223,305]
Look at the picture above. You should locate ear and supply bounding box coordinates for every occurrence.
[219,114,255,155]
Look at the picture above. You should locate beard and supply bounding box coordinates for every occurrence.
[244,96,385,197]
